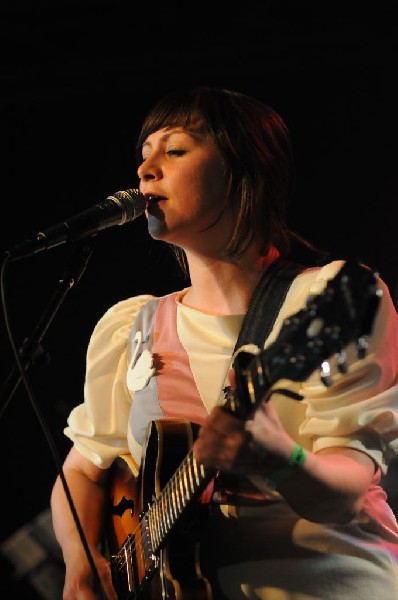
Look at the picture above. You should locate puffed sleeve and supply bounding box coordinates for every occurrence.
[64,294,154,468]
[299,263,398,473]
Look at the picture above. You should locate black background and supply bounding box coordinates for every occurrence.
[1,1,397,597]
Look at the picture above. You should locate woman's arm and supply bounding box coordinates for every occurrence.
[50,446,117,600]
[193,402,376,524]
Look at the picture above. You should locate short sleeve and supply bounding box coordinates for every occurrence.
[298,264,398,473]
[64,294,154,468]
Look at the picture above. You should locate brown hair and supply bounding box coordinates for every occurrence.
[136,86,324,271]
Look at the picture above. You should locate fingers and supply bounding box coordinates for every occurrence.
[207,405,246,434]
[62,553,117,600]
[194,407,249,470]
[193,397,295,476]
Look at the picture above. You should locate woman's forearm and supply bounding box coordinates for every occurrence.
[274,448,376,523]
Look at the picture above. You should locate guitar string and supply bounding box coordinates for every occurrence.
[113,447,209,578]
[113,449,198,571]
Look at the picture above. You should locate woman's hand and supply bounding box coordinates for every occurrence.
[193,399,295,477]
[62,543,117,600]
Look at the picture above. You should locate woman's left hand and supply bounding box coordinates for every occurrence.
[193,401,294,476]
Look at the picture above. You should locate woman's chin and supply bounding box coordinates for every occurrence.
[147,213,167,238]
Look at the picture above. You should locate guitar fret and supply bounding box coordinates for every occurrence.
[191,472,196,494]
[178,472,187,507]
[179,461,188,506]
[182,463,190,501]
[150,511,159,551]
[172,474,181,514]
[152,501,162,548]
[147,504,155,550]
[164,486,172,532]
[187,458,195,494]
[176,472,184,511]
[187,460,194,493]
[170,463,182,517]
[140,518,153,570]
[142,514,153,564]
[158,498,167,539]
[194,454,203,488]
[169,479,178,522]
[192,453,201,486]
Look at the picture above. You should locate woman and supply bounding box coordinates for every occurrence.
[51,86,398,599]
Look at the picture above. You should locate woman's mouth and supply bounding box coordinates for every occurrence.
[146,195,165,209]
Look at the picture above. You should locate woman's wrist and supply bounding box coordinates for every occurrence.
[251,442,307,494]
[267,442,307,484]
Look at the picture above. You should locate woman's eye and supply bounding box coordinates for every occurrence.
[166,149,186,156]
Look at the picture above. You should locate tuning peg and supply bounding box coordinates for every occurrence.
[357,336,369,359]
[320,360,333,387]
[336,349,348,374]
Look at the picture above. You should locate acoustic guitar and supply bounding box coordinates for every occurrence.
[104,260,381,599]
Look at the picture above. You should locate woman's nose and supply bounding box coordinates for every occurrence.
[137,156,161,181]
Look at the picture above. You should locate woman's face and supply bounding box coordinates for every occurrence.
[137,126,233,256]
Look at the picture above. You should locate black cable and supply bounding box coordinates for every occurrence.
[0,250,107,599]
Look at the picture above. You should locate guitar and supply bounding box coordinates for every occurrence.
[105,260,381,599]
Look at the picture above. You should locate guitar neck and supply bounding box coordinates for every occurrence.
[147,447,214,552]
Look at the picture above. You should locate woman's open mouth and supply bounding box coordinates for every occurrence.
[146,195,166,209]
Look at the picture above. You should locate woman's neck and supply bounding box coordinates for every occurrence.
[182,245,280,315]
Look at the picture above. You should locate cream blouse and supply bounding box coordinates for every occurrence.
[65,260,398,475]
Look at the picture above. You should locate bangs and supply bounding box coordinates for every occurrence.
[136,90,207,156]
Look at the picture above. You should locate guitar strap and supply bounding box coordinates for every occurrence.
[213,257,305,510]
[233,257,305,354]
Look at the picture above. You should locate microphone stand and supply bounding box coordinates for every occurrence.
[0,241,107,600]
[0,243,92,412]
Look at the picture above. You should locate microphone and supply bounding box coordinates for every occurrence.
[7,188,146,260]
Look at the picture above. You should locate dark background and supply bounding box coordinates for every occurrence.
[0,1,397,597]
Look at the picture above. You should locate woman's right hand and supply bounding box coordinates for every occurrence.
[62,544,118,600]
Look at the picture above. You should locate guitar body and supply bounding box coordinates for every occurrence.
[105,420,214,600]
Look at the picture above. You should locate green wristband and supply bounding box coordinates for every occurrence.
[267,443,306,485]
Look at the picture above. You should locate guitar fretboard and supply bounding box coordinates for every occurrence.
[148,448,213,551]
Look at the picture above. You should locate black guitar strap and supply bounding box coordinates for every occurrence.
[208,257,306,552]
[233,257,305,354]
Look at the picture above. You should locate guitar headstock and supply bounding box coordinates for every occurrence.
[230,261,381,419]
